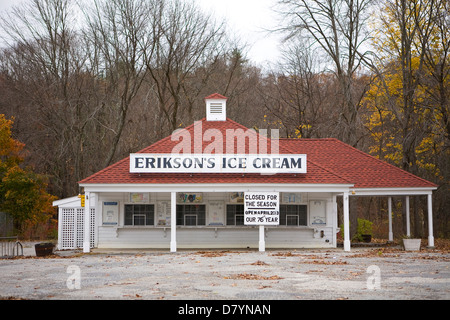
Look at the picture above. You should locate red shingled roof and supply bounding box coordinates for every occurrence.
[204,93,228,100]
[79,118,436,189]
[80,118,349,185]
[281,138,437,189]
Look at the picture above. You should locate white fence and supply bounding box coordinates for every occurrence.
[0,236,23,257]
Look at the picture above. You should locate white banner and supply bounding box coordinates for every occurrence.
[130,154,306,174]
[244,192,280,226]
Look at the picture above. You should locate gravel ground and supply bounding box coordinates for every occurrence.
[0,242,449,301]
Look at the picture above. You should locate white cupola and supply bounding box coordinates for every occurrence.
[205,93,227,121]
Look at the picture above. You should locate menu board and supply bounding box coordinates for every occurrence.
[129,193,150,203]
[103,202,119,226]
[310,200,326,225]
[208,201,224,225]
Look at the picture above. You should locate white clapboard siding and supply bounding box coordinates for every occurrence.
[97,227,334,249]
[266,227,334,248]
[98,227,170,249]
[177,228,259,249]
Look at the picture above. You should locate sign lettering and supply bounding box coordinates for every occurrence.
[244,192,280,226]
[130,154,306,174]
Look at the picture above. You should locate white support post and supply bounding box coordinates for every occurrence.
[427,193,435,248]
[259,225,265,252]
[343,192,351,251]
[405,196,411,237]
[57,208,63,251]
[388,197,393,242]
[83,191,91,253]
[170,192,177,253]
[332,195,338,247]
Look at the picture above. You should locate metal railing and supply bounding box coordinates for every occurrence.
[0,236,23,258]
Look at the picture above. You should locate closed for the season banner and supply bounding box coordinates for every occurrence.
[244,192,280,225]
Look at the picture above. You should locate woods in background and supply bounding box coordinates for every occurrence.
[0,0,448,239]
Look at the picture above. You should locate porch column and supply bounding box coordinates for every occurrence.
[83,191,91,253]
[332,195,338,247]
[388,197,393,242]
[427,193,435,248]
[343,192,351,251]
[259,225,265,252]
[170,191,177,252]
[405,196,411,237]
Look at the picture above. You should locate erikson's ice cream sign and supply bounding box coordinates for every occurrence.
[130,121,307,174]
[130,153,306,174]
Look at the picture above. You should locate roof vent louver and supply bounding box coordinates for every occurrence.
[210,102,223,114]
[205,93,227,121]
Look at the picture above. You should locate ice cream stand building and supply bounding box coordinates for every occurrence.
[53,94,437,252]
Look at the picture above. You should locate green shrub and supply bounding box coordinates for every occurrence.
[353,218,373,242]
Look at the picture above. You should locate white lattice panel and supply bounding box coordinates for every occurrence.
[59,207,96,249]
[90,208,96,248]
[61,209,75,249]
[76,209,84,248]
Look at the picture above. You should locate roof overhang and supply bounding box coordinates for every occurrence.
[80,183,354,194]
[350,187,437,196]
[52,196,81,207]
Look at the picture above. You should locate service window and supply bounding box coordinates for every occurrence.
[280,205,307,226]
[184,214,197,226]
[124,204,155,226]
[226,204,244,226]
[176,205,206,226]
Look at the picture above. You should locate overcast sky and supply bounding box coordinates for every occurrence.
[0,0,282,67]
[196,0,282,66]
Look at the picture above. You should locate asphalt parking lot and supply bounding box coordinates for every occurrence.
[1,242,449,302]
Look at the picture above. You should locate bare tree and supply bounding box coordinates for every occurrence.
[362,0,449,237]
[0,0,102,197]
[0,0,251,196]
[260,41,334,139]
[416,0,450,145]
[143,0,226,136]
[275,0,374,147]
[82,0,156,167]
